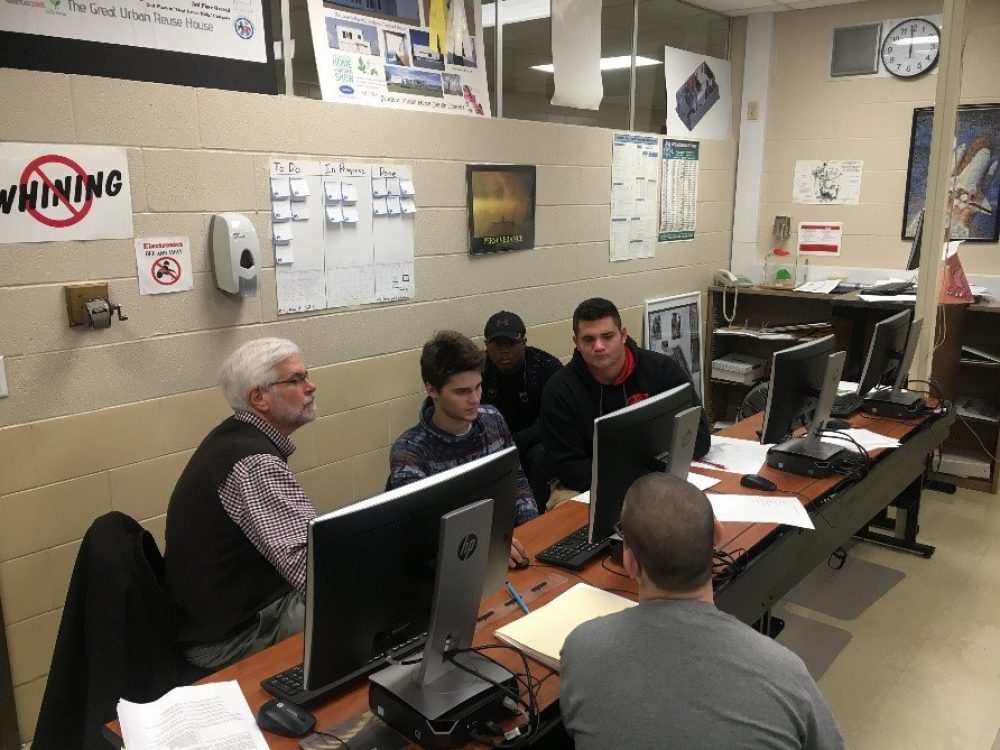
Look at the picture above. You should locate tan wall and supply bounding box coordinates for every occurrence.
[0,61,739,740]
[760,0,1000,275]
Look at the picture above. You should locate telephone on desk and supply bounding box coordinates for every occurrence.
[714,270,753,287]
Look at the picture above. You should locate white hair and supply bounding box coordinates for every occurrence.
[220,337,303,411]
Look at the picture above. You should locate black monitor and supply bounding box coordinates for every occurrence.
[589,383,702,543]
[859,313,926,418]
[303,447,519,692]
[906,209,925,271]
[761,335,848,477]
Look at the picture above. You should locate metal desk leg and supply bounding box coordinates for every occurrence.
[854,475,936,558]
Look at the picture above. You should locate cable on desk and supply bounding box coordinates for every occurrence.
[600,557,630,578]
[310,729,351,748]
[712,547,747,588]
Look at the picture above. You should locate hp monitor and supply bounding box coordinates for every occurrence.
[860,312,926,418]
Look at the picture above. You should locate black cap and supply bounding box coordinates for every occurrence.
[484,311,526,342]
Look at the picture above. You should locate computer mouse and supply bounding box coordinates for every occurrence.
[740,474,777,492]
[256,699,316,738]
[514,555,530,570]
[825,418,852,431]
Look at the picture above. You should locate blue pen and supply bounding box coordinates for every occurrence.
[505,581,531,615]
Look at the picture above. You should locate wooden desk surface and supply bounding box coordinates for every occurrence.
[105,406,944,749]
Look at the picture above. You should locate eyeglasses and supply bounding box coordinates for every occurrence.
[268,372,312,388]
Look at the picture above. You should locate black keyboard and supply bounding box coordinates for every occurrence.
[262,635,425,707]
[535,524,611,570]
[862,281,915,296]
[830,393,864,418]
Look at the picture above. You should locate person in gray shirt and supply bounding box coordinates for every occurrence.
[560,473,844,749]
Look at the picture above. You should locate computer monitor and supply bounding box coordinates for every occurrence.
[589,383,702,543]
[906,209,924,271]
[859,312,926,418]
[761,335,848,477]
[303,447,519,692]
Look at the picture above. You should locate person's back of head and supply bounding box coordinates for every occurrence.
[572,298,622,334]
[421,330,486,388]
[620,473,715,594]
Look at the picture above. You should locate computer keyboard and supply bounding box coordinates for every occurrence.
[861,281,915,296]
[535,524,611,570]
[262,635,425,707]
[830,392,865,418]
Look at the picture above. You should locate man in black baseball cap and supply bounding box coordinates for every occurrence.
[482,311,563,509]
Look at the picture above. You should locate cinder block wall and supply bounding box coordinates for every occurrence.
[0,60,741,741]
[760,0,1000,275]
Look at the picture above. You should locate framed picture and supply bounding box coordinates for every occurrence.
[644,292,704,399]
[902,104,1000,242]
[466,164,536,254]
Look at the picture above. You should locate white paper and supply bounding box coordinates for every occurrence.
[794,279,841,294]
[275,244,294,264]
[270,176,290,199]
[859,294,917,302]
[291,203,310,221]
[387,195,402,215]
[117,680,268,750]
[134,236,193,295]
[659,139,698,242]
[610,133,659,261]
[342,204,360,223]
[372,177,388,197]
[792,160,863,205]
[386,176,401,195]
[373,197,389,216]
[323,180,341,203]
[289,176,310,200]
[550,0,603,109]
[400,197,417,214]
[707,494,815,530]
[687,472,722,491]
[341,183,358,204]
[325,205,344,223]
[798,222,843,256]
[827,428,901,453]
[692,436,774,476]
[399,178,416,196]
[273,224,292,244]
[572,490,591,504]
[271,199,291,222]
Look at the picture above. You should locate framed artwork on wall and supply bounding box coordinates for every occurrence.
[902,104,1000,243]
[644,292,703,399]
[466,164,536,254]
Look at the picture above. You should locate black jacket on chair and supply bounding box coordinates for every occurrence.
[32,512,199,750]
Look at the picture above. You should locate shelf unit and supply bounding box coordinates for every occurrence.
[705,287,999,492]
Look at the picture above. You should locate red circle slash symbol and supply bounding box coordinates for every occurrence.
[19,154,93,228]
[152,257,182,286]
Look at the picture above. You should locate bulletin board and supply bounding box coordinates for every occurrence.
[269,158,416,314]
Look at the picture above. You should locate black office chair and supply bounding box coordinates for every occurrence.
[32,512,203,750]
[737,380,770,421]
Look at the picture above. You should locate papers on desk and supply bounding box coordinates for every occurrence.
[117,680,268,750]
[708,494,815,530]
[794,279,842,294]
[494,583,636,670]
[692,436,774,475]
[859,294,917,302]
[825,428,901,453]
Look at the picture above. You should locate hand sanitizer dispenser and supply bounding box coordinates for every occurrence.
[212,213,260,296]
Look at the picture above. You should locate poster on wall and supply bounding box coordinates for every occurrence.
[0,0,267,62]
[663,46,732,141]
[792,160,863,205]
[0,143,133,244]
[644,292,703,399]
[797,222,843,256]
[659,139,698,242]
[466,164,535,254]
[610,132,658,260]
[903,104,1000,242]
[307,0,491,117]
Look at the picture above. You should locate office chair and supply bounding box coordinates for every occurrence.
[737,380,770,421]
[32,512,203,750]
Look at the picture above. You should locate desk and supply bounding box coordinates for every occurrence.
[105,406,951,749]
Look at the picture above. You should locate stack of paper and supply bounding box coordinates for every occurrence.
[118,681,268,750]
[494,583,636,670]
[832,428,901,453]
[707,494,814,529]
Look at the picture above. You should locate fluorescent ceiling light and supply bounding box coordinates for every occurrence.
[531,55,662,73]
[482,0,550,28]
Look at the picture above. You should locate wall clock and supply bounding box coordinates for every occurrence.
[880,18,940,78]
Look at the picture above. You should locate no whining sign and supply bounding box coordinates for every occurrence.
[0,143,134,243]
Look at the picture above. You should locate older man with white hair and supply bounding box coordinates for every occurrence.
[165,337,318,670]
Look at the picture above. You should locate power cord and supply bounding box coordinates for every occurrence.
[712,547,747,587]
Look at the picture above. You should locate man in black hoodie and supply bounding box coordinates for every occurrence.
[540,297,711,508]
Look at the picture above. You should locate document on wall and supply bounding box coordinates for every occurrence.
[117,680,268,750]
[610,132,659,261]
[792,160,863,205]
[797,222,843,256]
[659,139,698,241]
[494,583,636,670]
[707,494,815,530]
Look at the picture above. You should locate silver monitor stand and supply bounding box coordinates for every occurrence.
[862,318,926,419]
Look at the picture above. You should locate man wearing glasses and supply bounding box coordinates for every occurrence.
[165,338,318,670]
